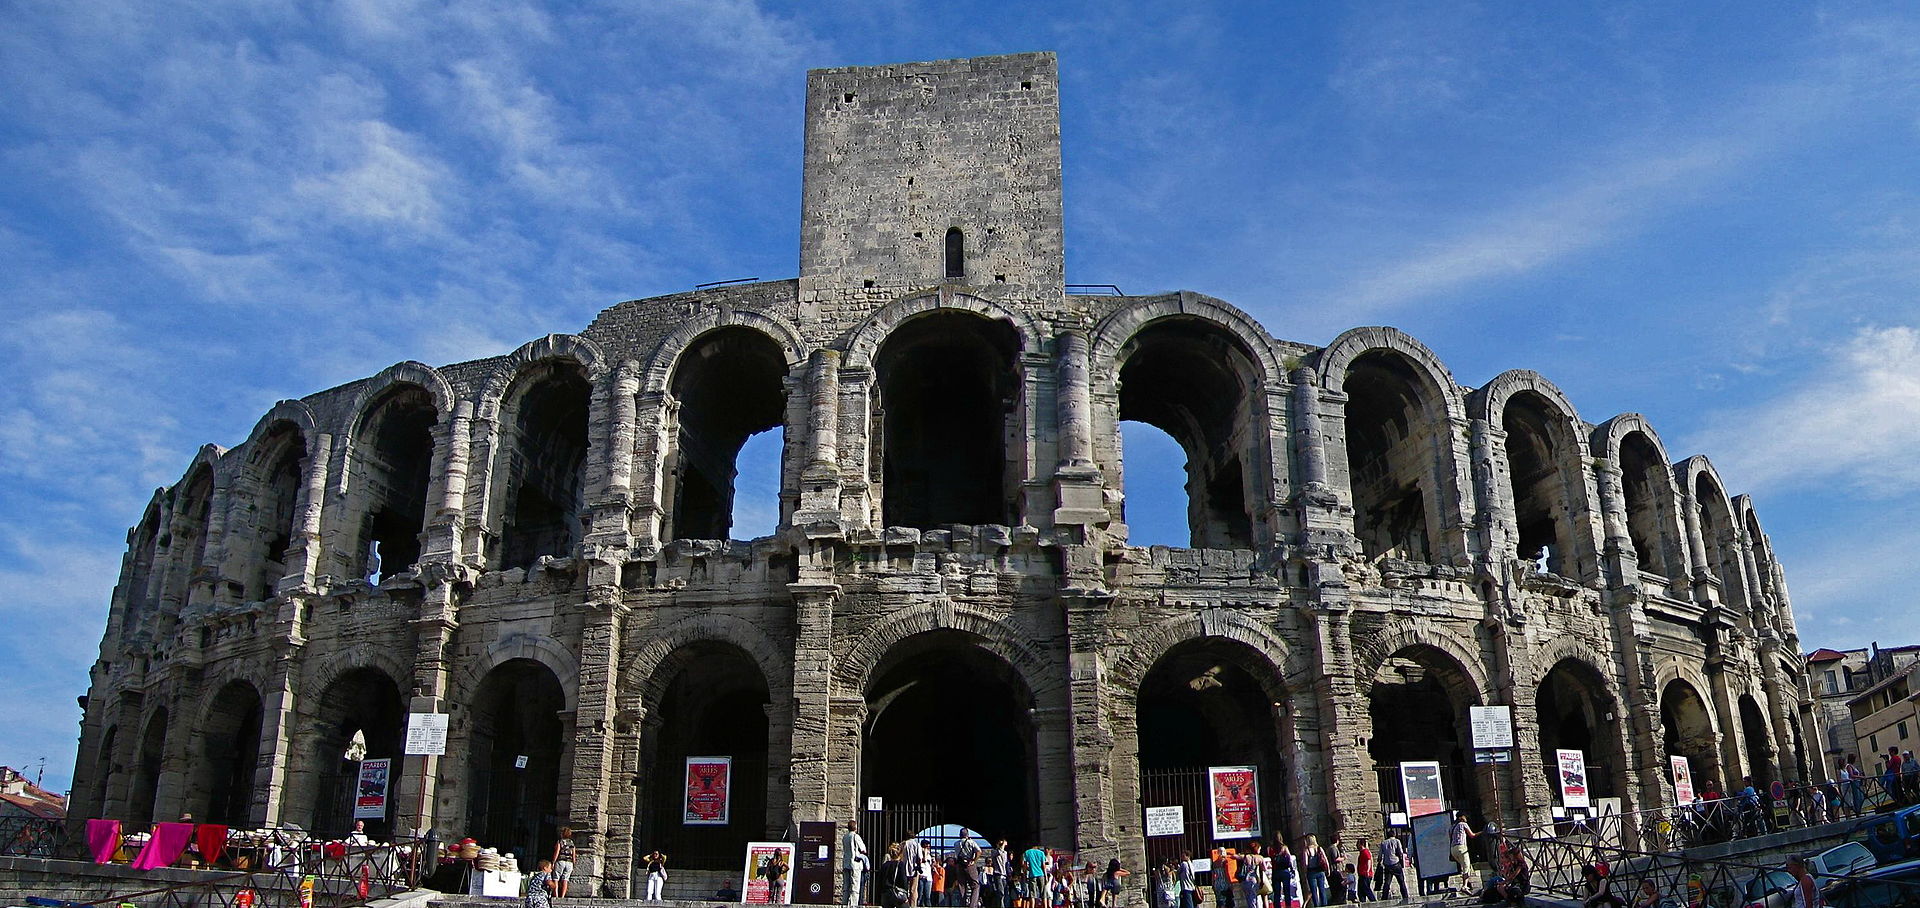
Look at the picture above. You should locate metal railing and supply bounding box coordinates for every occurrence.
[0,815,68,858]
[23,836,427,908]
[1570,780,1900,854]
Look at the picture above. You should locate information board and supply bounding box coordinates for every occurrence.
[1671,755,1695,803]
[1469,706,1514,749]
[1557,749,1590,810]
[1399,761,1446,818]
[1145,806,1185,838]
[405,713,449,756]
[1409,812,1457,881]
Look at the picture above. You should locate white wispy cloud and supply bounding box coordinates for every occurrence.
[1687,325,1920,497]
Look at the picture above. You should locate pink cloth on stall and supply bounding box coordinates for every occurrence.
[132,822,194,870]
[86,819,121,864]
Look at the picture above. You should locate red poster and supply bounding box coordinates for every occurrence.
[685,756,733,825]
[1209,765,1261,839]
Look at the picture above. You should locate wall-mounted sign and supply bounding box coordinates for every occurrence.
[404,713,448,756]
[1145,806,1185,838]
[1557,749,1590,810]
[685,756,733,825]
[1671,755,1695,804]
[1469,706,1514,750]
[353,758,390,820]
[1208,766,1261,839]
[1398,761,1445,818]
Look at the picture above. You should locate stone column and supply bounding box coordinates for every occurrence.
[397,576,461,836]
[1312,604,1373,843]
[1757,638,1796,783]
[808,350,841,473]
[1680,489,1712,593]
[602,702,647,898]
[285,433,331,592]
[789,582,839,824]
[1467,418,1506,571]
[569,578,627,895]
[424,401,472,565]
[1056,332,1094,470]
[189,477,232,607]
[1063,592,1118,858]
[1289,367,1329,490]
[1591,460,1637,587]
[606,362,641,505]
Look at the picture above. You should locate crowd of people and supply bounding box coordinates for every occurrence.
[838,820,1491,908]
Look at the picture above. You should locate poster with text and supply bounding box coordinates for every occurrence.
[1208,765,1261,839]
[1557,749,1590,809]
[1671,755,1695,804]
[686,756,733,825]
[353,758,390,820]
[1398,761,1446,818]
[741,841,797,905]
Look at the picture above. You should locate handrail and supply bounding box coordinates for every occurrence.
[56,835,424,908]
[0,815,67,858]
[1575,779,1897,852]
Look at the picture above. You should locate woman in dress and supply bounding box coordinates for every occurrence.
[525,859,557,908]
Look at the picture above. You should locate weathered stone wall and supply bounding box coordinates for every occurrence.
[70,52,1816,901]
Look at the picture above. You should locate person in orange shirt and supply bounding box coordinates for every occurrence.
[933,855,949,906]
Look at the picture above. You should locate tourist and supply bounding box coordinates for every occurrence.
[1178,851,1198,908]
[1272,839,1299,908]
[526,858,557,908]
[1580,864,1623,908]
[1785,855,1817,908]
[1240,842,1268,908]
[1845,755,1867,816]
[957,830,984,908]
[880,843,911,908]
[1448,814,1477,894]
[552,826,577,899]
[1809,782,1828,826]
[932,853,949,907]
[1103,858,1130,908]
[906,836,927,907]
[1375,832,1406,904]
[989,840,1011,908]
[1024,842,1050,908]
[645,847,669,901]
[845,821,870,908]
[1156,859,1179,908]
[347,820,372,847]
[920,841,937,907]
[1492,845,1529,907]
[767,849,791,903]
[1301,835,1330,907]
[1630,879,1658,908]
[1353,839,1373,903]
[1212,847,1236,908]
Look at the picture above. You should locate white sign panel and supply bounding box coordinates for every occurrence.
[354,758,391,820]
[405,713,449,756]
[1144,805,1185,838]
[1557,749,1591,810]
[867,796,884,811]
[1469,706,1514,750]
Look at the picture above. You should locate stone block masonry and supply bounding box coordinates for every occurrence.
[71,52,1818,902]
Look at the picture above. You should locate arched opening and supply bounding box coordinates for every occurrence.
[197,681,264,826]
[498,363,591,569]
[249,424,306,600]
[122,504,162,634]
[1344,351,1438,563]
[1744,511,1776,611]
[666,327,789,541]
[873,312,1021,529]
[1369,646,1484,824]
[92,725,118,818]
[1136,638,1288,864]
[1660,679,1722,795]
[1739,694,1775,788]
[1116,317,1262,549]
[1536,659,1625,804]
[864,632,1036,846]
[354,385,437,582]
[1503,393,1574,577]
[131,708,168,827]
[308,667,404,837]
[1118,421,1188,547]
[1618,433,1674,578]
[945,228,966,280]
[467,659,567,867]
[640,643,773,870]
[1693,474,1747,606]
[164,469,214,608]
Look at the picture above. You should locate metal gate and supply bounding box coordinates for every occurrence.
[867,802,945,855]
[1140,766,1289,867]
[1373,763,1479,820]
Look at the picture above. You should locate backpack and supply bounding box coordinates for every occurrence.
[1306,850,1325,873]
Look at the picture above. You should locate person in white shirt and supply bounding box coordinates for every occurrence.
[844,821,871,907]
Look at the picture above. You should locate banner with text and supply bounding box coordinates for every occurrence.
[686,756,733,825]
[742,841,797,905]
[354,758,390,820]
[1671,755,1694,804]
[1557,749,1590,810]
[1208,765,1261,839]
[1398,761,1445,818]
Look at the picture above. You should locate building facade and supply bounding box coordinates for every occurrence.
[71,53,1815,897]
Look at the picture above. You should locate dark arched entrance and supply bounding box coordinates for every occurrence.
[199,681,264,826]
[1739,694,1775,788]
[468,659,567,868]
[1136,638,1289,863]
[1536,659,1626,806]
[131,709,168,826]
[1370,646,1484,824]
[309,667,404,837]
[864,632,1036,847]
[873,312,1022,529]
[1660,679,1722,795]
[640,643,773,871]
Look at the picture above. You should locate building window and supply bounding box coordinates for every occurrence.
[1827,670,1838,695]
[945,227,965,280]
[1872,733,1879,754]
[1902,720,1910,740]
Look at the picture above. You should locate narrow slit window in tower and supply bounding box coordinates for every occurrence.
[945,227,965,279]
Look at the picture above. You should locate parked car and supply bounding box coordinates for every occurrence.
[1811,842,1882,882]
[1818,858,1920,908]
[1855,807,1920,864]
[1738,868,1799,908]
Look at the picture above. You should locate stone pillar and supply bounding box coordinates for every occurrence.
[606,362,641,504]
[603,702,647,898]
[568,576,627,895]
[189,477,232,607]
[255,634,301,825]
[1063,592,1118,858]
[1312,604,1373,843]
[1289,367,1329,490]
[285,433,331,592]
[1592,460,1637,587]
[1056,332,1094,470]
[1680,489,1712,592]
[808,350,841,473]
[1467,417,1506,573]
[397,576,461,836]
[1757,638,1796,783]
[424,401,472,565]
[789,583,839,824]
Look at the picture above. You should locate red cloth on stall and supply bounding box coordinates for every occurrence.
[86,819,121,864]
[132,822,194,870]
[195,824,228,866]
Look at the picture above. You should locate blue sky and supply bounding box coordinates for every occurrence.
[5,1,1920,794]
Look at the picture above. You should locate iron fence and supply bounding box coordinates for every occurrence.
[0,815,67,858]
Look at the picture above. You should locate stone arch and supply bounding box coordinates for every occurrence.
[1353,620,1492,703]
[1467,370,1583,428]
[1088,294,1286,386]
[453,633,582,712]
[239,401,318,469]
[1679,455,1749,606]
[1315,326,1467,423]
[841,290,1042,369]
[832,602,1062,701]
[302,647,414,704]
[1532,648,1633,803]
[1107,610,1297,702]
[1528,639,1621,693]
[341,361,457,438]
[1658,674,1723,795]
[1592,414,1689,580]
[622,613,794,710]
[192,678,266,825]
[474,334,610,422]
[337,371,445,580]
[1471,370,1602,579]
[653,323,794,542]
[639,310,807,395]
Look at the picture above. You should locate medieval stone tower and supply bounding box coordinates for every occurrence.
[72,52,1815,898]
